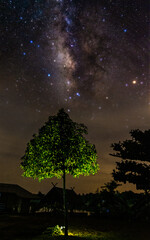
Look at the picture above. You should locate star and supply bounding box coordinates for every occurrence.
[132,80,137,84]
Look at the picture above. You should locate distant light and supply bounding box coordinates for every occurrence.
[124,29,127,32]
[69,96,72,99]
[48,73,51,77]
[23,52,26,55]
[132,80,137,84]
[37,44,40,48]
[140,81,144,85]
[20,16,23,20]
[70,44,74,47]
[102,18,105,22]
[125,83,128,87]
[30,40,33,44]
[76,92,80,97]
[67,109,71,112]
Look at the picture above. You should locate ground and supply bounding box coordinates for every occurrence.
[0,214,149,240]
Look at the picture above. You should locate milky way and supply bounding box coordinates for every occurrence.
[0,0,149,193]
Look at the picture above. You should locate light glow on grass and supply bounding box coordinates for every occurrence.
[33,225,128,240]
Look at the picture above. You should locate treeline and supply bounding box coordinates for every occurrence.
[77,182,150,221]
[78,128,150,221]
[21,109,150,227]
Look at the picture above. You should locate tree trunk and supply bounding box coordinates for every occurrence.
[63,169,68,237]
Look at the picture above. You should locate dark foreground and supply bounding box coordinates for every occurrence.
[0,214,149,240]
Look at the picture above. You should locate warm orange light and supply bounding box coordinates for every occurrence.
[132,80,137,84]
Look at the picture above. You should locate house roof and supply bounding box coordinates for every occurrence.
[0,183,37,199]
[43,186,77,203]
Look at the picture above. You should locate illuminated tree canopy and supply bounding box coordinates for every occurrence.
[21,108,99,180]
[110,129,150,193]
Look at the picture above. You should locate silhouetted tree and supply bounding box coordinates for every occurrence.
[21,108,99,236]
[101,180,121,193]
[110,129,150,194]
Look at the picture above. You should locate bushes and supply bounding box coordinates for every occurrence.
[42,225,64,237]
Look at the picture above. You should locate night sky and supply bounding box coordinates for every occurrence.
[0,0,149,194]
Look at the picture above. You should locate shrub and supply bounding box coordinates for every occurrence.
[42,225,64,237]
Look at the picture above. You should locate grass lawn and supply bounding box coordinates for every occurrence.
[33,228,127,240]
[0,214,149,240]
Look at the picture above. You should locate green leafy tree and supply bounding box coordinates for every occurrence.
[21,108,99,236]
[110,129,150,194]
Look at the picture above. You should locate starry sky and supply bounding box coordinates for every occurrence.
[0,0,149,194]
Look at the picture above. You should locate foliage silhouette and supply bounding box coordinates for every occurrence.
[110,129,150,193]
[101,180,121,193]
